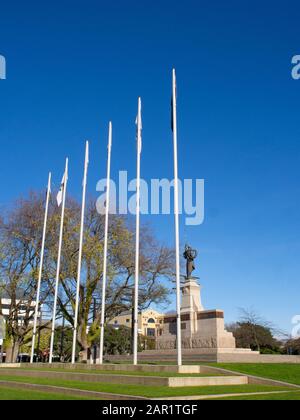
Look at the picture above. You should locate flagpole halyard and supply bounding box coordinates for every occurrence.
[172,69,182,366]
[133,97,142,365]
[99,122,112,364]
[30,172,51,364]
[49,158,69,364]
[71,142,89,364]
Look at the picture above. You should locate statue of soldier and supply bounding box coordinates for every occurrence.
[183,245,198,278]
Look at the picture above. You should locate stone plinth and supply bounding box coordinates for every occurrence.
[181,277,203,313]
[156,276,239,352]
[156,309,236,351]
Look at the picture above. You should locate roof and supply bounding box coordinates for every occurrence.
[116,308,163,317]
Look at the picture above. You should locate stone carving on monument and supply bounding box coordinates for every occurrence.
[155,244,255,356]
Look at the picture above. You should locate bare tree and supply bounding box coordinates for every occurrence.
[0,192,174,362]
[230,307,284,352]
[54,203,174,360]
[0,193,55,361]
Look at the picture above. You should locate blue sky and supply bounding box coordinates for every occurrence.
[0,0,300,333]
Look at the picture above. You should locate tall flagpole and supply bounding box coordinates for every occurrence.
[71,142,89,364]
[99,122,112,364]
[172,69,182,366]
[133,97,142,365]
[49,158,68,364]
[30,172,51,364]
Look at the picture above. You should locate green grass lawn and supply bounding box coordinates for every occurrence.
[0,374,292,398]
[0,386,89,400]
[213,364,300,386]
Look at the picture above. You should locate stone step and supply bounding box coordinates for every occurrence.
[19,362,203,374]
[105,354,217,363]
[0,368,248,387]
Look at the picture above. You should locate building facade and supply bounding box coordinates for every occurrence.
[109,309,164,337]
[0,296,37,326]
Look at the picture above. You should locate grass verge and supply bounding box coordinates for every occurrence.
[0,386,90,400]
[0,375,292,398]
[212,363,300,386]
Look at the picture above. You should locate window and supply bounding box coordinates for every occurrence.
[148,318,155,324]
[147,328,156,337]
[126,319,130,323]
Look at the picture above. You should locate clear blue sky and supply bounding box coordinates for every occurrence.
[0,0,300,333]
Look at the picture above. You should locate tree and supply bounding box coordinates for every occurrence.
[102,325,132,356]
[99,325,149,357]
[227,308,283,353]
[0,192,174,362]
[55,202,174,360]
[0,193,54,362]
[283,338,300,355]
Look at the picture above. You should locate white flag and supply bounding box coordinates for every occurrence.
[135,99,142,154]
[82,141,89,187]
[56,173,66,207]
[85,141,89,166]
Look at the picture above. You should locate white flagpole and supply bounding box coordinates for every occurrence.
[133,97,142,365]
[71,142,89,364]
[49,158,68,364]
[172,69,182,366]
[30,172,51,364]
[99,122,112,364]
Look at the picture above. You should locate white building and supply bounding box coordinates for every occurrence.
[0,290,37,326]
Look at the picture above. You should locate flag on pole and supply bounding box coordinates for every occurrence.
[136,99,142,154]
[171,68,182,367]
[171,75,177,132]
[56,172,66,207]
[85,141,89,167]
[99,122,113,365]
[71,142,89,364]
[49,158,68,364]
[45,183,51,199]
[30,172,52,363]
[82,141,89,186]
[133,98,142,366]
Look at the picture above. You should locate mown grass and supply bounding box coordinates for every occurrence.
[0,375,292,398]
[0,386,90,400]
[212,364,300,386]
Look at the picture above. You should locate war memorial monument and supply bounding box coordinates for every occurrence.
[154,245,258,360]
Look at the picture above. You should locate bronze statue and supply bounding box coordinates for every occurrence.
[183,245,198,278]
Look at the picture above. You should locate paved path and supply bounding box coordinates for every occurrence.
[158,390,300,400]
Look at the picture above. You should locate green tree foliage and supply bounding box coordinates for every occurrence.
[0,192,174,362]
[228,322,281,353]
[284,338,300,355]
[227,308,283,353]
